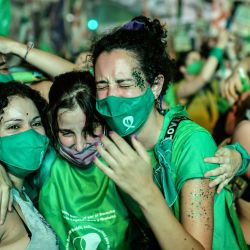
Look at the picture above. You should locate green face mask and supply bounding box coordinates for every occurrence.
[96,87,155,137]
[186,60,204,75]
[0,129,49,178]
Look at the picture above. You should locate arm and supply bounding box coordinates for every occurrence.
[0,36,75,78]
[231,120,250,178]
[221,57,250,103]
[0,164,13,224]
[176,30,228,99]
[204,128,250,192]
[94,132,211,249]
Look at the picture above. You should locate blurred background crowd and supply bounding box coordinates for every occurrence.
[1,0,250,60]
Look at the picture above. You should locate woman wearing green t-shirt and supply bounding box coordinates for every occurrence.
[91,16,248,250]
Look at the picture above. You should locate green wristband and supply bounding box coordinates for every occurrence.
[209,47,224,62]
[225,142,250,176]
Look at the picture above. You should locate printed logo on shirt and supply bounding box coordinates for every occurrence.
[66,225,110,250]
[63,210,115,250]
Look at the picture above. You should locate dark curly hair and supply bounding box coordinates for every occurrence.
[48,71,102,146]
[91,16,174,96]
[0,81,49,133]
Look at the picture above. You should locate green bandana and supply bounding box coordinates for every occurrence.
[186,60,204,75]
[0,129,49,178]
[96,87,155,137]
[39,157,135,249]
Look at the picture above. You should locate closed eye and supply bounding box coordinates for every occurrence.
[59,130,73,136]
[117,79,134,87]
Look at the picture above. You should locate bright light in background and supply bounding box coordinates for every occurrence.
[87,19,99,30]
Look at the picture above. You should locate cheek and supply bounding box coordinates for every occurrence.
[97,89,108,100]
[34,127,46,135]
[58,133,74,147]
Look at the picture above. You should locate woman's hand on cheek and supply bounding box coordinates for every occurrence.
[94,132,155,203]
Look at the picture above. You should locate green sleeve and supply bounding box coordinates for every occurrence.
[173,130,218,192]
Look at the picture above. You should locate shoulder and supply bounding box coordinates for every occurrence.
[174,119,215,148]
[234,120,250,135]
[232,120,250,152]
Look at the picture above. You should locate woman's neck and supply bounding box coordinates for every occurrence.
[136,107,164,150]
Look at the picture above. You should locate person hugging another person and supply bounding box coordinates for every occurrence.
[91,16,249,250]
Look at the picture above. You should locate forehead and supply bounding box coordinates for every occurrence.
[95,49,139,77]
[0,96,39,121]
[57,105,86,128]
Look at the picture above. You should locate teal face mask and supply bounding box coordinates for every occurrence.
[0,129,49,178]
[186,60,204,75]
[96,87,155,137]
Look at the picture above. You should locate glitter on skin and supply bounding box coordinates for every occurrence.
[184,181,214,231]
[132,70,145,91]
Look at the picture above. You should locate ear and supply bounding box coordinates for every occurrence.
[151,74,164,99]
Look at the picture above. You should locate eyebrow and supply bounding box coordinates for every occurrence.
[3,116,41,124]
[96,78,134,84]
[32,116,41,121]
[3,118,23,124]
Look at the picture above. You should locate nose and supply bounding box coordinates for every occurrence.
[107,84,119,97]
[74,135,86,152]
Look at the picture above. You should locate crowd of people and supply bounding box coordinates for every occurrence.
[0,12,249,250]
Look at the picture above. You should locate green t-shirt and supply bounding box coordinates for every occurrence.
[122,105,247,250]
[159,106,246,250]
[38,156,132,250]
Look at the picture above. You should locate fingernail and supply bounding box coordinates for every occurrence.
[92,155,96,161]
[109,131,113,135]
[94,142,99,147]
[132,134,137,140]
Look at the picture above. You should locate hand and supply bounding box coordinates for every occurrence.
[0,163,13,224]
[0,36,16,55]
[204,147,242,193]
[220,70,244,104]
[94,132,155,203]
[73,52,93,72]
